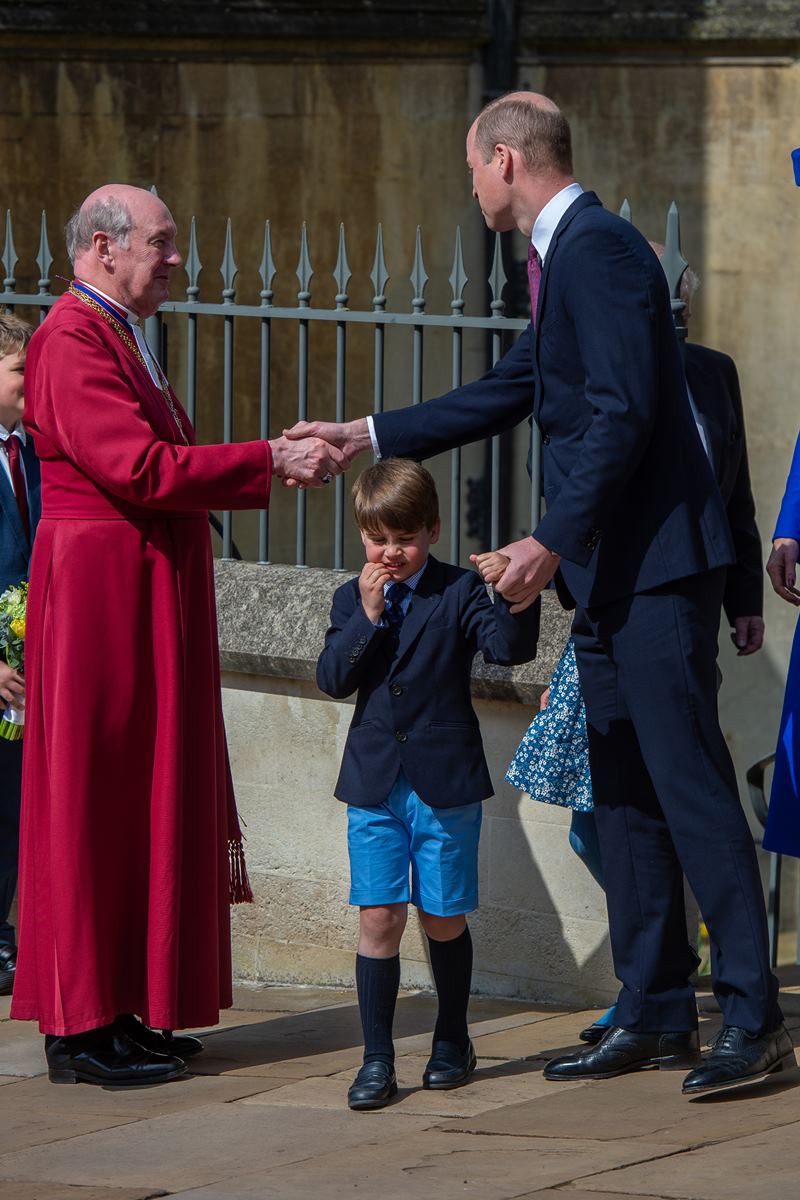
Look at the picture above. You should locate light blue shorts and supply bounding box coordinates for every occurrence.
[347,770,482,916]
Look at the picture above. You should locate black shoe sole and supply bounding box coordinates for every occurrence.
[347,1080,398,1110]
[544,1051,702,1082]
[48,1063,188,1086]
[682,1051,797,1096]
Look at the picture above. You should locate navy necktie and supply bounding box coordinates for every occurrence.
[384,581,410,633]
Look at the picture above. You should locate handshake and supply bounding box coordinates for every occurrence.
[268,418,373,487]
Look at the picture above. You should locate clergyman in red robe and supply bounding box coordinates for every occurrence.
[10,184,346,1086]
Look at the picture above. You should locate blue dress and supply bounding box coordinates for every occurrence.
[764,428,800,857]
[505,638,593,811]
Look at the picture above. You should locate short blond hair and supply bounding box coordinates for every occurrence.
[353,459,439,537]
[0,312,33,360]
[474,95,573,175]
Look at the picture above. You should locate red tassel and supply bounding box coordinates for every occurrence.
[228,838,254,905]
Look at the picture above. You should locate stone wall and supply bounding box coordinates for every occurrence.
[216,560,620,1005]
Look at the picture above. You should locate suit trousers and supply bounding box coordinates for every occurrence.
[572,568,781,1035]
[0,736,22,945]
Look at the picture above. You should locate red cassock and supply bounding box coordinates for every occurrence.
[11,291,271,1035]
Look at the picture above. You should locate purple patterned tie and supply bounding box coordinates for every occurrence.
[527,242,542,327]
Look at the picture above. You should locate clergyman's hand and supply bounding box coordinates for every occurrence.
[767,538,800,605]
[0,661,24,708]
[268,435,349,487]
[283,418,372,469]
[493,536,560,614]
[732,615,765,656]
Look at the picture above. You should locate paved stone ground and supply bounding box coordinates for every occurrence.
[1,973,799,1200]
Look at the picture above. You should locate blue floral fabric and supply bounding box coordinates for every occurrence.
[505,638,593,811]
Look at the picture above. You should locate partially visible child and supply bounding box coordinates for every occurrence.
[473,548,613,1043]
[317,460,539,1110]
[0,312,38,995]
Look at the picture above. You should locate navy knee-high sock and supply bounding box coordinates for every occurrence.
[356,953,400,1065]
[428,926,472,1050]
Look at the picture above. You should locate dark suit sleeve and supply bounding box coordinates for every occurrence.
[719,360,763,622]
[316,582,391,699]
[372,333,535,461]
[533,230,664,565]
[459,570,540,666]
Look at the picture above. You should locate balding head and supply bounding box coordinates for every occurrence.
[66,184,180,318]
[471,91,573,177]
[648,240,700,324]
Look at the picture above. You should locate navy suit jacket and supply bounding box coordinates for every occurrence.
[0,435,40,597]
[685,342,762,623]
[316,555,540,809]
[374,192,734,610]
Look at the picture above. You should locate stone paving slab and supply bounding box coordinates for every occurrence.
[0,1071,289,1120]
[0,1019,48,1077]
[449,1057,800,1145]
[165,1129,678,1200]
[0,1100,433,1193]
[242,1052,584,1118]
[578,1118,800,1199]
[0,1186,168,1200]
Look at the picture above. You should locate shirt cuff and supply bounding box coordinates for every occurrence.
[366,415,382,459]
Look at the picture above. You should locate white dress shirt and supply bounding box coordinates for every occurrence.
[0,421,29,503]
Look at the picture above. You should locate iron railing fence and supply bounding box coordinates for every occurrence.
[0,200,689,569]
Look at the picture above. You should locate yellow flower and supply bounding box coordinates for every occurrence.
[10,618,25,639]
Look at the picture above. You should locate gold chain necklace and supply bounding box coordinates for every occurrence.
[68,283,189,445]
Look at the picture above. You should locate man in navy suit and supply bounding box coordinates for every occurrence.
[290,92,791,1095]
[0,313,39,995]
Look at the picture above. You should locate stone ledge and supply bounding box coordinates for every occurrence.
[214,559,571,706]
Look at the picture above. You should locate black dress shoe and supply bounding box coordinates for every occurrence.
[579,1022,609,1045]
[682,1024,796,1096]
[544,1026,701,1081]
[347,1060,398,1110]
[423,1039,477,1090]
[45,1027,188,1086]
[114,1013,204,1058]
[0,944,16,996]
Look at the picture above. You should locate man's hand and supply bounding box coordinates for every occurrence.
[731,616,765,656]
[283,418,372,469]
[493,536,561,613]
[469,550,511,585]
[359,563,391,624]
[0,662,24,708]
[767,538,800,605]
[268,435,350,487]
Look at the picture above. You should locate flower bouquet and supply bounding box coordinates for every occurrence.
[0,580,27,741]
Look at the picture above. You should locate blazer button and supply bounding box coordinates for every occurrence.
[542,434,550,445]
[395,731,408,743]
[391,684,403,696]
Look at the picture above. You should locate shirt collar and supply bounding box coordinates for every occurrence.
[0,421,26,445]
[383,559,428,595]
[531,181,584,263]
[75,279,140,325]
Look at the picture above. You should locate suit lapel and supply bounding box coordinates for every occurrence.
[685,347,725,480]
[392,556,445,672]
[0,463,28,555]
[21,437,41,539]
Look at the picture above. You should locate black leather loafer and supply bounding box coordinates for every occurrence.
[423,1039,477,1090]
[347,1060,398,1110]
[682,1024,796,1096]
[0,944,16,996]
[45,1028,187,1086]
[544,1026,701,1081]
[114,1013,204,1059]
[579,1022,608,1045]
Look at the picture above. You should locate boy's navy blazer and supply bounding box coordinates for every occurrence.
[0,435,40,595]
[373,193,735,610]
[316,555,540,809]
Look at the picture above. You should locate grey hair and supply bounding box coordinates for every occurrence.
[65,196,133,264]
